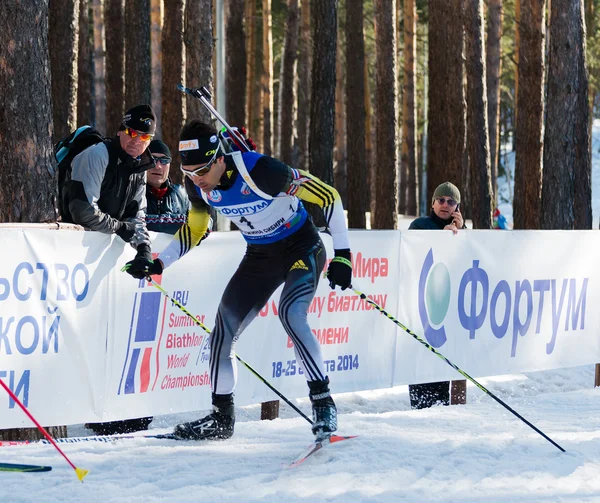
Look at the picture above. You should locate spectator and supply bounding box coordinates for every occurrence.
[408,181,467,409]
[146,139,190,235]
[493,208,509,230]
[59,103,158,435]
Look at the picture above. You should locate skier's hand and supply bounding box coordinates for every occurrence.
[121,244,163,279]
[326,249,353,290]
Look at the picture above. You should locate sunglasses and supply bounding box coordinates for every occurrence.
[152,156,172,165]
[180,158,218,179]
[124,127,154,141]
[436,197,458,207]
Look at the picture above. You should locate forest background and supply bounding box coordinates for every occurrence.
[2,0,599,232]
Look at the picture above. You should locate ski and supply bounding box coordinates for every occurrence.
[0,433,177,447]
[287,434,358,468]
[0,462,52,473]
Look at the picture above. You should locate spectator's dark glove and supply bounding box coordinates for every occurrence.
[326,249,353,290]
[116,221,136,242]
[121,244,163,279]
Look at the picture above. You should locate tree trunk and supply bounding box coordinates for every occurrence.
[365,54,375,217]
[345,0,367,229]
[246,0,258,135]
[373,0,398,230]
[308,0,336,183]
[124,0,152,106]
[542,0,591,229]
[296,0,311,172]
[513,0,545,230]
[277,0,299,165]
[105,0,125,132]
[184,0,214,123]
[261,0,274,155]
[0,0,57,222]
[401,0,418,217]
[0,0,64,439]
[333,21,347,206]
[427,0,465,205]
[151,0,163,136]
[77,0,94,126]
[92,0,106,134]
[464,0,493,229]
[226,0,247,128]
[308,0,336,227]
[49,0,80,141]
[162,0,185,181]
[486,0,503,205]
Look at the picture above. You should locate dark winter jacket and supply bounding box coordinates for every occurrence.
[409,210,465,230]
[62,137,154,247]
[146,180,191,235]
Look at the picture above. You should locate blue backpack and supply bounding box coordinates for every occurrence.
[54,126,110,221]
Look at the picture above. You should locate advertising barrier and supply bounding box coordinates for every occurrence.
[0,227,598,427]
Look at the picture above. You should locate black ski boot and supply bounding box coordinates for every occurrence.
[173,393,235,440]
[308,377,337,440]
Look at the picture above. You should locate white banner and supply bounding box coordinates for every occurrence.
[395,230,600,384]
[0,228,598,427]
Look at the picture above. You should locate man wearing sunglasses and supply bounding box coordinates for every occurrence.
[64,103,156,252]
[63,104,160,436]
[123,120,353,442]
[407,181,467,410]
[145,139,191,235]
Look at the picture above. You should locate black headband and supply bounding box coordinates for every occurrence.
[179,135,221,166]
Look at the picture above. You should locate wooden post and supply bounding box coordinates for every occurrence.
[595,364,600,387]
[261,400,280,420]
[450,379,467,405]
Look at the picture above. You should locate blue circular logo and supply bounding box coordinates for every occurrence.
[425,263,451,326]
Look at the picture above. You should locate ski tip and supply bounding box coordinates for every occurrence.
[75,467,89,482]
[328,434,359,444]
[0,462,52,473]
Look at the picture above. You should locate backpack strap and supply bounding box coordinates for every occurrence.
[229,151,273,201]
[103,137,119,168]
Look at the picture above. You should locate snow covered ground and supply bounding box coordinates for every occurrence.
[2,364,600,502]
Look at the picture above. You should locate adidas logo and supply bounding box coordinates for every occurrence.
[290,260,309,271]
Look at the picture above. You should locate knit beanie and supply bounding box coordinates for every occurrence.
[432,182,461,205]
[121,104,157,134]
[149,139,171,157]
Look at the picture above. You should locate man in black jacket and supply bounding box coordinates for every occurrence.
[409,181,464,232]
[61,104,158,435]
[145,139,191,235]
[63,104,157,263]
[408,181,466,409]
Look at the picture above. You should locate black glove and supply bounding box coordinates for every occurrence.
[121,244,163,279]
[326,249,353,290]
[116,221,136,242]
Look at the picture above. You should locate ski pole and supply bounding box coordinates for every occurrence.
[177,84,252,152]
[148,278,314,426]
[0,378,90,480]
[350,285,566,453]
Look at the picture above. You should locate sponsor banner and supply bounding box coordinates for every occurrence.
[1,227,599,428]
[395,230,600,385]
[103,230,400,419]
[0,229,120,427]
